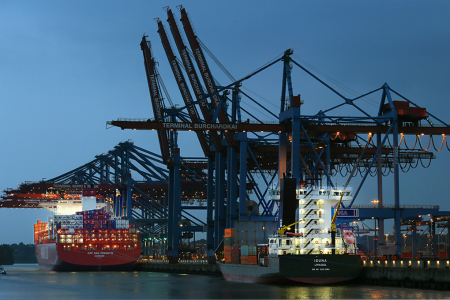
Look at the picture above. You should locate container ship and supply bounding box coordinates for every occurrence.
[34,210,140,271]
[219,179,363,284]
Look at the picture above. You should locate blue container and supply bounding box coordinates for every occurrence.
[241,245,249,256]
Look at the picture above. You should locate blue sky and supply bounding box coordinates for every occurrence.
[1,0,450,244]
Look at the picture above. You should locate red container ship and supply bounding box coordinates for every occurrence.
[34,210,141,271]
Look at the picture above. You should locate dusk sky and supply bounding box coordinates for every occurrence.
[2,0,450,244]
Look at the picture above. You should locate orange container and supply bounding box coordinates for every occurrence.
[224,254,232,263]
[37,220,41,224]
[241,255,249,265]
[224,246,231,255]
[249,255,257,265]
[224,228,235,237]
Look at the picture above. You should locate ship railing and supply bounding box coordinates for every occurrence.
[143,260,170,264]
[302,215,323,220]
[179,260,209,264]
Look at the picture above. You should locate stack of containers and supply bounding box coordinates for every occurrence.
[223,228,234,263]
[34,220,48,244]
[257,244,269,266]
[37,209,139,250]
[231,244,240,264]
[240,245,257,265]
[80,210,113,229]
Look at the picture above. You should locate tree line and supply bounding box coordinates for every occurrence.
[0,243,37,265]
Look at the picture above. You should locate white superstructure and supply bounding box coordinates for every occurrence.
[269,186,355,256]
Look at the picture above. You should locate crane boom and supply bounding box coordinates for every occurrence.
[157,20,211,157]
[107,120,286,132]
[179,7,236,147]
[166,8,223,152]
[278,219,306,236]
[140,36,170,163]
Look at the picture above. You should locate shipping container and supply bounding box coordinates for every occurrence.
[241,255,249,265]
[231,255,240,264]
[224,254,232,263]
[231,245,240,256]
[241,245,248,256]
[224,237,235,246]
[224,246,231,255]
[249,255,257,265]
[224,228,235,237]
[257,244,268,255]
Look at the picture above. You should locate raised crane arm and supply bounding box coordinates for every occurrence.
[157,19,211,157]
[165,7,224,152]
[140,36,170,163]
[179,7,236,147]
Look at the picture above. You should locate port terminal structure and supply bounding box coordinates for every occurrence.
[3,6,450,261]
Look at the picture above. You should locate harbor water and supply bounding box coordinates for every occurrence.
[1,264,450,299]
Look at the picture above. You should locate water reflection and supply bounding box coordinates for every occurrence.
[1,265,450,299]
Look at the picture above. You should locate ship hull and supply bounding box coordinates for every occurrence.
[279,254,363,284]
[219,262,285,284]
[36,243,139,272]
[220,254,363,285]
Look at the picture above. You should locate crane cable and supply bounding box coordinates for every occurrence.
[431,135,445,152]
[292,53,379,108]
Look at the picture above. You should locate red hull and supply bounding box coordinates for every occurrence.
[36,243,140,271]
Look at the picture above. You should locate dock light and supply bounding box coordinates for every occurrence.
[421,133,424,136]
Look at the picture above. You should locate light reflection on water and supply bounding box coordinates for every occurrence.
[1,264,450,299]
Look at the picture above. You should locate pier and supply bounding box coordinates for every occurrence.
[361,259,450,290]
[135,259,220,275]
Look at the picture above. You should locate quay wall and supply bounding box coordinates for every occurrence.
[136,258,450,290]
[135,260,221,275]
[360,259,450,290]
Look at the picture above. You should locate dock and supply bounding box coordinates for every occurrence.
[360,259,450,290]
[135,259,221,275]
